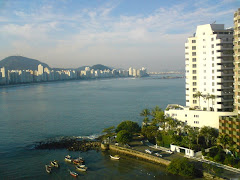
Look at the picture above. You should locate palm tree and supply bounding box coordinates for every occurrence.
[204,93,211,111]
[210,94,216,111]
[193,91,203,108]
[218,134,231,149]
[140,108,150,117]
[151,105,161,117]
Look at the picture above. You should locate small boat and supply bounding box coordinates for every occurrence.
[76,164,88,172]
[50,160,59,168]
[110,155,120,160]
[65,155,72,163]
[45,165,52,174]
[73,157,84,164]
[70,170,78,177]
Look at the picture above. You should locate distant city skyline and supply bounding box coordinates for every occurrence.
[0,0,238,71]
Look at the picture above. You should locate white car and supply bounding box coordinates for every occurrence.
[166,150,173,154]
[145,149,152,154]
[155,152,162,157]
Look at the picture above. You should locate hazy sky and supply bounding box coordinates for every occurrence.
[0,0,238,71]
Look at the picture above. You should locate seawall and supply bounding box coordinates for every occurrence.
[109,145,171,166]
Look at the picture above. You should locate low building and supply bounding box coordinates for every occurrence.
[165,104,236,129]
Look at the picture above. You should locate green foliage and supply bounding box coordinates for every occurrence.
[141,125,158,143]
[116,130,132,144]
[167,158,201,178]
[157,132,172,148]
[115,121,141,134]
[102,126,115,139]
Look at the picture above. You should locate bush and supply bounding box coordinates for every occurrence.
[167,158,202,178]
[116,121,141,134]
[116,130,132,144]
[214,153,225,163]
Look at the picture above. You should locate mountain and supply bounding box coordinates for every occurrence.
[77,64,113,71]
[0,56,50,70]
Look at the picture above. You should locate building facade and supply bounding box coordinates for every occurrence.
[185,24,234,112]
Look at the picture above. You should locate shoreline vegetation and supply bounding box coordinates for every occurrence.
[34,106,238,179]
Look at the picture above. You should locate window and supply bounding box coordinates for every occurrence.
[212,44,214,48]
[212,89,215,92]
[212,82,214,86]
[193,88,197,92]
[192,46,196,50]
[185,114,187,117]
[192,40,196,43]
[212,57,214,61]
[193,82,197,86]
[204,70,206,73]
[203,39,205,41]
[204,76,206,79]
[203,46,206,48]
[212,63,214,67]
[212,51,214,55]
[212,76,214,80]
[193,100,197,104]
[193,70,196,74]
[211,38,214,41]
[193,76,197,80]
[192,52,196,56]
[203,32,205,35]
[204,82,206,85]
[192,58,196,62]
[212,70,214,73]
[192,64,197,68]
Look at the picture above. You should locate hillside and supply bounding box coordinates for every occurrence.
[77,64,113,71]
[0,56,50,70]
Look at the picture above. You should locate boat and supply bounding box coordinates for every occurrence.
[76,164,88,172]
[45,165,52,174]
[70,170,78,177]
[50,160,59,168]
[73,157,84,164]
[65,155,72,163]
[110,155,120,160]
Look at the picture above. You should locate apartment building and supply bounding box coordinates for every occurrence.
[185,24,234,112]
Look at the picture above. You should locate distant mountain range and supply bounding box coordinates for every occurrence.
[0,56,113,71]
[0,56,50,70]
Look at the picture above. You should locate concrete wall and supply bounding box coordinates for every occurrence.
[109,145,170,166]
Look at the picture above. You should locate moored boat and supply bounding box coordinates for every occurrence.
[110,155,120,160]
[76,164,88,172]
[45,165,52,174]
[73,157,84,164]
[70,170,78,177]
[65,155,72,163]
[50,160,59,168]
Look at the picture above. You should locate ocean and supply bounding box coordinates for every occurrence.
[0,75,186,179]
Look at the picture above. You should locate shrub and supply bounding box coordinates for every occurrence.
[116,121,141,134]
[116,130,132,144]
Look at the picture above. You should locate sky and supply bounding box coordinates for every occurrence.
[0,0,238,71]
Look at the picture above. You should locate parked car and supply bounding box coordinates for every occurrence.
[154,152,162,157]
[145,149,152,154]
[166,150,173,154]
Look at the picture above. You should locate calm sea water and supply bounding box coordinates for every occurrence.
[0,75,186,179]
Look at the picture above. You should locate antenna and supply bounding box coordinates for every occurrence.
[212,21,216,24]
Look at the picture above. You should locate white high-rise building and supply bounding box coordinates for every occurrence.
[38,64,44,75]
[185,24,234,112]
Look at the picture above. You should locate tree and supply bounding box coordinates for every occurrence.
[140,108,150,117]
[115,121,141,134]
[116,130,132,144]
[167,158,201,178]
[200,126,218,147]
[141,125,158,143]
[102,126,115,138]
[218,134,231,149]
[204,93,211,110]
[210,94,216,111]
[193,91,203,107]
[151,105,161,117]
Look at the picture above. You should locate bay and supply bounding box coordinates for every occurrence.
[0,75,185,179]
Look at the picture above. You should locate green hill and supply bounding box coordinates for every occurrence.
[77,64,113,71]
[0,56,50,70]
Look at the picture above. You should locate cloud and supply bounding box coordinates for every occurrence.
[0,0,236,71]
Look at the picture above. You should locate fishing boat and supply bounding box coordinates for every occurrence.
[65,155,72,163]
[73,157,84,164]
[70,170,78,177]
[45,165,52,174]
[50,160,59,168]
[76,164,88,172]
[110,155,120,160]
